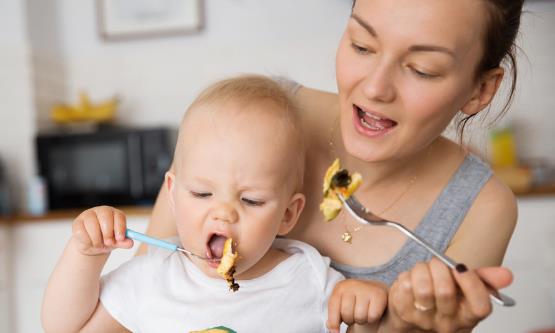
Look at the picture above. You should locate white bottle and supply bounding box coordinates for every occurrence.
[27,175,48,216]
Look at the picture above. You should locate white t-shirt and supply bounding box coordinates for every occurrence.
[100,238,345,333]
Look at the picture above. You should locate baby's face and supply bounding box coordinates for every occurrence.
[167,102,301,279]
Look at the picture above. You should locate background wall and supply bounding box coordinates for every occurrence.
[1,0,554,214]
[0,0,35,213]
[28,0,350,131]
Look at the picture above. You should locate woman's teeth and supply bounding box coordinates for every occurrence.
[356,107,396,130]
[361,117,385,130]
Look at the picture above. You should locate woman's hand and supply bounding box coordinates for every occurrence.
[385,258,513,332]
[72,206,134,256]
[327,279,388,333]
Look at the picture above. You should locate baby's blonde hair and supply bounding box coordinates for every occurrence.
[177,74,305,192]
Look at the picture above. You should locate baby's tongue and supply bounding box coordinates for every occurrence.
[208,235,227,258]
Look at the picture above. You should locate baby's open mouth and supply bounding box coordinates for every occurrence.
[207,234,228,259]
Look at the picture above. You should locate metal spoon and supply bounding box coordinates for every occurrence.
[338,194,516,307]
[125,229,218,262]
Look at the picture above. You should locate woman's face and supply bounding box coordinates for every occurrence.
[336,0,488,161]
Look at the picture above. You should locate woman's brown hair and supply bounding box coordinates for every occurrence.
[457,0,525,140]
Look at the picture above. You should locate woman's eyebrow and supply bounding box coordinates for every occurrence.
[351,13,377,37]
[351,13,455,58]
[409,45,455,57]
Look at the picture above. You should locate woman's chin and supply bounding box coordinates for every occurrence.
[342,131,386,162]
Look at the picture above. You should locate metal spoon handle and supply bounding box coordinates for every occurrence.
[384,221,515,306]
[340,195,515,307]
[125,229,212,261]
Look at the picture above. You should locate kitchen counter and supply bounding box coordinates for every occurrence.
[1,183,554,225]
[1,206,152,224]
[513,183,555,197]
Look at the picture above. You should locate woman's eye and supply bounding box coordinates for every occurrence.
[190,191,212,198]
[411,67,439,79]
[241,197,265,206]
[350,42,372,55]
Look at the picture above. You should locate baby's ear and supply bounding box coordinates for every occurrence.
[278,193,306,236]
[165,171,177,210]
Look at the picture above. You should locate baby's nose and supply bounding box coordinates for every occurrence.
[211,203,238,224]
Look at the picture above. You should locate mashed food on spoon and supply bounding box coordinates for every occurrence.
[216,238,240,292]
[319,158,362,221]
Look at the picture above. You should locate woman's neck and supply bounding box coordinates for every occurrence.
[338,139,440,192]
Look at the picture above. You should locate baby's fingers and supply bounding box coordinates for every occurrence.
[113,209,133,249]
[96,206,116,246]
[327,288,343,333]
[83,212,105,249]
[72,217,92,249]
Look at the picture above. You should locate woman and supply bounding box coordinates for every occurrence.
[143,0,522,331]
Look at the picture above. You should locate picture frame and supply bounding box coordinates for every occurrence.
[97,0,204,41]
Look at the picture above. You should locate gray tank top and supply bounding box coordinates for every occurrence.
[330,154,493,286]
[272,77,493,285]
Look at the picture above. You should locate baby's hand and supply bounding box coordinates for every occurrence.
[72,206,133,256]
[327,279,388,333]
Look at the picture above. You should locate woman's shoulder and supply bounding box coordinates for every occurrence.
[447,162,517,266]
[294,86,339,148]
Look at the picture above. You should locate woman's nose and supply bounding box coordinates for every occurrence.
[210,202,238,224]
[361,61,396,103]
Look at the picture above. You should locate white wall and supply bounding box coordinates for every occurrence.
[505,0,555,162]
[0,0,36,212]
[26,0,555,162]
[4,0,555,200]
[28,0,351,131]
[443,1,555,161]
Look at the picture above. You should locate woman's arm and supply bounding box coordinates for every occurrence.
[136,164,177,255]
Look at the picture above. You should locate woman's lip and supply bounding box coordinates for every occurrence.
[352,105,396,138]
[354,104,392,121]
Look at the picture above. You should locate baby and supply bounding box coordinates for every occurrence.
[42,75,386,333]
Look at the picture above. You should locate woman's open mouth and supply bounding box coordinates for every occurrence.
[353,105,397,137]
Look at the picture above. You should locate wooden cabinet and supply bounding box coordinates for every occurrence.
[476,197,555,332]
[9,215,148,333]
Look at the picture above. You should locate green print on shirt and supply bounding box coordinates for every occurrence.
[189,326,237,333]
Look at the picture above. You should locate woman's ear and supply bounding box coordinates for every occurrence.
[165,171,176,211]
[461,67,504,116]
[278,192,306,236]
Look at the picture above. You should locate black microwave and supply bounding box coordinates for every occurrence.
[36,126,174,210]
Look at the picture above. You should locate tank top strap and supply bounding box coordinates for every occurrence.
[412,153,493,254]
[330,153,493,285]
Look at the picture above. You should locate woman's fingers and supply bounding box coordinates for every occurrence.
[453,265,493,320]
[411,262,436,312]
[429,258,458,317]
[475,266,513,289]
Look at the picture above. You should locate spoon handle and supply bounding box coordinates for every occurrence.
[125,229,178,251]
